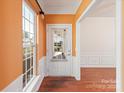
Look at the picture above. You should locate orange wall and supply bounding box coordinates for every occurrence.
[45,14,75,56]
[37,15,46,59]
[45,14,75,24]
[0,0,23,90]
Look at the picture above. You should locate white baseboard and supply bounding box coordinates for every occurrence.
[80,55,116,68]
[2,75,23,92]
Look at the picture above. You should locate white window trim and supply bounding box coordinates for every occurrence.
[22,0,37,91]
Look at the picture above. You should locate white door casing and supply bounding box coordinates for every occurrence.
[46,24,73,76]
[75,0,96,80]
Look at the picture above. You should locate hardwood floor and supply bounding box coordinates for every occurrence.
[38,68,116,92]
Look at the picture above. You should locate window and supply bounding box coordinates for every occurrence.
[22,2,36,88]
[52,28,66,60]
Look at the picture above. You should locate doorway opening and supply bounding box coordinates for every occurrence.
[46,24,73,76]
[76,0,122,92]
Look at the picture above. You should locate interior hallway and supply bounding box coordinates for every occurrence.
[0,0,124,92]
[38,68,116,92]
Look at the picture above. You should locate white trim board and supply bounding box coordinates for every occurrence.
[72,56,80,80]
[75,0,96,81]
[116,0,122,91]
[38,56,47,77]
[77,0,96,23]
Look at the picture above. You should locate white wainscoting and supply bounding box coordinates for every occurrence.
[33,56,46,92]
[72,56,81,80]
[2,75,23,92]
[38,56,46,77]
[79,17,115,68]
[80,55,115,67]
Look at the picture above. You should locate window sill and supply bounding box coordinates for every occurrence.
[23,76,36,92]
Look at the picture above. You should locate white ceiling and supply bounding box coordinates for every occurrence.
[84,0,116,17]
[38,0,82,14]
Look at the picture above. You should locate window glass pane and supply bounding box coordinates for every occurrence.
[23,36,30,47]
[23,54,26,59]
[31,57,33,67]
[25,20,30,32]
[30,34,34,45]
[23,75,26,88]
[31,47,34,53]
[31,47,33,56]
[23,48,26,59]
[25,32,30,39]
[24,6,30,20]
[52,29,66,60]
[23,42,30,47]
[23,48,26,54]
[30,12,34,23]
[27,58,30,70]
[23,32,30,45]
[26,47,31,54]
[27,53,30,58]
[30,23,34,34]
[30,68,33,78]
[30,33,34,39]
[23,60,26,73]
[27,71,31,83]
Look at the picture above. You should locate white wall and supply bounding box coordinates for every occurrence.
[80,17,115,67]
